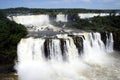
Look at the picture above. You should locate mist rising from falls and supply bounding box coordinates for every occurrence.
[16,32,119,80]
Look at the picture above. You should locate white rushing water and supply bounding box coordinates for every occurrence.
[78,13,120,19]
[56,14,67,22]
[49,39,63,62]
[11,15,50,25]
[16,32,120,80]
[8,14,68,32]
[9,15,56,31]
[106,33,114,53]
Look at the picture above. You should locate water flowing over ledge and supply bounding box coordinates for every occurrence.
[7,13,120,32]
[15,32,120,80]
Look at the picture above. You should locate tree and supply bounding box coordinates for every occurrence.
[0,11,27,72]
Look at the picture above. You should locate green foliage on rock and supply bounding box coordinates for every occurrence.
[65,14,120,32]
[0,11,27,66]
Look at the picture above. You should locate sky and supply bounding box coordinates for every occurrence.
[0,0,120,9]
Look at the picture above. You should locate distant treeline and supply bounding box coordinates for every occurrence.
[0,7,120,15]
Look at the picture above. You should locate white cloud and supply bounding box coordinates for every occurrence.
[49,0,78,3]
[81,0,114,3]
[48,0,91,4]
[63,0,90,2]
[97,0,113,2]
[82,0,91,2]
[24,0,120,9]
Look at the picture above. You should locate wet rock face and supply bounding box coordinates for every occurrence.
[60,38,65,56]
[113,32,120,51]
[101,32,120,51]
[72,36,83,54]
[44,38,51,59]
[0,73,18,80]
[100,32,106,45]
[60,38,67,61]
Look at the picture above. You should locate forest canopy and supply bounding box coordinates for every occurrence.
[0,11,27,66]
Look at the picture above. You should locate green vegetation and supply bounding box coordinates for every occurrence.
[65,14,120,32]
[0,11,27,73]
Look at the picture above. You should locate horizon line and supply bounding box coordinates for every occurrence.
[0,7,120,10]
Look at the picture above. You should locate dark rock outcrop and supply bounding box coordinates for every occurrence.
[113,32,120,51]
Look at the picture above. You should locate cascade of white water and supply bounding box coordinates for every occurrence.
[17,37,45,63]
[11,15,50,25]
[33,38,45,61]
[78,13,110,19]
[17,32,114,64]
[17,38,34,63]
[64,37,79,62]
[9,15,64,31]
[56,14,67,22]
[82,32,113,64]
[49,39,63,62]
[17,32,116,80]
[106,33,114,53]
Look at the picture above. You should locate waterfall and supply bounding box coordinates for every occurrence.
[11,15,50,25]
[8,14,69,31]
[17,32,114,80]
[78,13,110,19]
[64,37,79,62]
[17,33,114,63]
[106,33,114,53]
[33,38,45,61]
[17,38,45,63]
[49,39,63,62]
[56,14,67,22]
[82,33,110,64]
